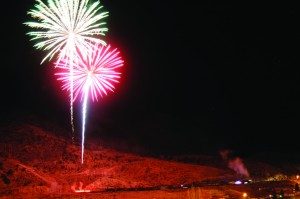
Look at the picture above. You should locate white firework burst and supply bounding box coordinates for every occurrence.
[25,0,109,63]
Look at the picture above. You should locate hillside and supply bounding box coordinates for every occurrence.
[0,122,230,196]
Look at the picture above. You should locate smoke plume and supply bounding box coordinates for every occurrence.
[228,157,249,177]
[220,150,249,177]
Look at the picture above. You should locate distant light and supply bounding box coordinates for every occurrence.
[234,180,242,185]
[74,190,91,193]
[244,181,248,184]
[243,192,248,198]
[180,184,188,188]
[297,175,299,179]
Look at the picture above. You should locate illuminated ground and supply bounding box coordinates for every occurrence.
[0,122,230,196]
[0,121,299,198]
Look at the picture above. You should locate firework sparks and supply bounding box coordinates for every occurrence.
[55,44,124,163]
[25,0,109,140]
[25,0,109,63]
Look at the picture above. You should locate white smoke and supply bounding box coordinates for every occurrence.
[220,150,250,177]
[228,157,249,177]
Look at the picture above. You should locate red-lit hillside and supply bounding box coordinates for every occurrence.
[0,123,230,196]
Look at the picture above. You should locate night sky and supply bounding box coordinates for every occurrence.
[1,1,300,158]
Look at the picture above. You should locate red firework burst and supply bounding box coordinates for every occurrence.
[55,44,124,102]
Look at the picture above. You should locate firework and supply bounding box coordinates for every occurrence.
[56,44,124,163]
[25,0,108,63]
[25,0,109,139]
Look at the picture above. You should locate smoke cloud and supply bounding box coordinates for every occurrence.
[220,150,249,177]
[228,157,249,177]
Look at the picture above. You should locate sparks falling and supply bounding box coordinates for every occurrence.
[55,44,124,163]
[25,0,109,141]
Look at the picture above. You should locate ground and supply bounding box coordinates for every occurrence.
[0,122,230,196]
[0,121,299,198]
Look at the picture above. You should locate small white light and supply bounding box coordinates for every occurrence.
[234,180,242,185]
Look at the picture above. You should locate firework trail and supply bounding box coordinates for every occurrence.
[81,82,90,163]
[55,44,124,163]
[25,0,109,141]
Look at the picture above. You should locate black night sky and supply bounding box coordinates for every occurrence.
[1,1,300,159]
